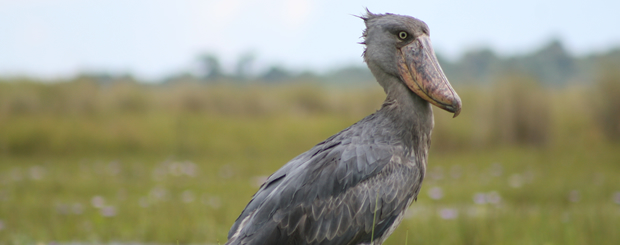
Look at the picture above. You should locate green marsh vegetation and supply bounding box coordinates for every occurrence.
[0,63,619,244]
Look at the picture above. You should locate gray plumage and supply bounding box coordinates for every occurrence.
[225,10,460,245]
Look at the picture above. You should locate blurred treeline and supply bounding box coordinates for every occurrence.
[172,40,620,87]
[0,40,619,156]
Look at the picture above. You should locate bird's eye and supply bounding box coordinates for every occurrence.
[398,31,408,40]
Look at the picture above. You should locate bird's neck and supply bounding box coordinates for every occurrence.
[379,75,434,156]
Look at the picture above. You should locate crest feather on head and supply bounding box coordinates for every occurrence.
[359,9,395,43]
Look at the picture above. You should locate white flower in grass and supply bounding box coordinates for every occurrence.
[91,196,105,208]
[473,191,502,204]
[202,194,221,209]
[101,206,117,217]
[438,208,458,220]
[182,161,198,177]
[473,193,487,204]
[473,192,501,205]
[169,162,184,176]
[486,191,501,204]
[149,186,168,200]
[427,186,444,200]
[508,174,523,188]
[613,192,620,205]
[29,166,46,180]
[569,190,580,203]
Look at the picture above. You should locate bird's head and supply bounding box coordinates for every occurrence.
[361,10,461,117]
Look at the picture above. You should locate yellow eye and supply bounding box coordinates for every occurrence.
[398,31,408,40]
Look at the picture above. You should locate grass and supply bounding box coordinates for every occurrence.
[1,144,618,244]
[0,79,619,244]
[386,145,620,245]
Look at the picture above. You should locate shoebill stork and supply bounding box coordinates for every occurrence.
[225,11,461,245]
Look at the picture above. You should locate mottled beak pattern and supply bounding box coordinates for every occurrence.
[397,35,462,117]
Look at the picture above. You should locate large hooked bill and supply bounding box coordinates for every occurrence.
[397,35,462,117]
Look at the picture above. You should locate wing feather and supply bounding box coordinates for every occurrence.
[226,121,423,245]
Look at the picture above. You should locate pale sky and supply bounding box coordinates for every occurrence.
[1,0,619,80]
